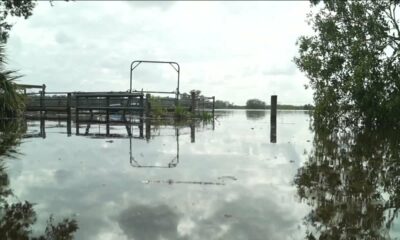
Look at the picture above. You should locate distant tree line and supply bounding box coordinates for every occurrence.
[212,98,314,110]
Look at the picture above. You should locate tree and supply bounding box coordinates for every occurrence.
[214,100,234,109]
[0,0,36,43]
[0,1,68,117]
[294,0,400,128]
[0,44,25,118]
[246,99,266,109]
[0,0,36,117]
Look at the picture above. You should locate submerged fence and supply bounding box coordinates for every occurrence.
[23,90,215,120]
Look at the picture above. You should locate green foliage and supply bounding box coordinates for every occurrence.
[200,111,213,121]
[174,105,191,120]
[0,0,36,43]
[295,0,400,128]
[214,100,235,109]
[0,0,69,117]
[149,96,166,118]
[0,45,25,118]
[0,119,26,159]
[246,99,266,109]
[38,215,78,240]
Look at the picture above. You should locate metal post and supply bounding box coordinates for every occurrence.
[176,127,180,167]
[270,95,277,143]
[176,67,180,106]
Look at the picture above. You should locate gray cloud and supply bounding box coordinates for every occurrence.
[262,64,297,76]
[117,204,181,240]
[189,195,302,240]
[126,1,175,11]
[55,31,74,45]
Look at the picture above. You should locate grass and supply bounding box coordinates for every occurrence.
[199,111,213,121]
[148,97,215,122]
[149,96,166,119]
[174,105,191,120]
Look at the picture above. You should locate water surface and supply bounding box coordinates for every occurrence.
[1,110,330,239]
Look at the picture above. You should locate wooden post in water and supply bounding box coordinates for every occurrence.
[212,96,215,117]
[40,116,46,139]
[106,96,110,135]
[202,97,205,114]
[145,94,151,141]
[42,84,46,117]
[139,94,144,137]
[145,119,151,141]
[270,95,277,143]
[67,93,71,136]
[40,90,44,117]
[76,95,80,135]
[190,122,195,143]
[190,91,196,115]
[145,93,151,118]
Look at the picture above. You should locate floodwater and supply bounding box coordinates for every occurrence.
[2,109,400,239]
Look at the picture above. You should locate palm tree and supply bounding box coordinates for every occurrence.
[0,44,24,118]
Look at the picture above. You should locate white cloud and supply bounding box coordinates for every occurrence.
[6,1,313,105]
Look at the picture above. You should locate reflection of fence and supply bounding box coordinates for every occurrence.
[22,117,213,169]
[129,129,180,168]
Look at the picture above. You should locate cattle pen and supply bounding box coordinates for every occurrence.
[17,60,216,136]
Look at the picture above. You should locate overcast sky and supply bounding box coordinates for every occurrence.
[7,1,314,105]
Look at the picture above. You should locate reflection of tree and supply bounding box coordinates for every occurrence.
[245,110,266,121]
[0,119,26,159]
[0,119,78,239]
[295,122,400,239]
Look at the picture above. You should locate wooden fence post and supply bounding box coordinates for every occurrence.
[212,96,215,117]
[106,96,110,135]
[75,94,80,135]
[139,94,144,129]
[190,123,195,143]
[67,93,71,136]
[270,95,277,143]
[42,84,46,117]
[191,91,196,114]
[145,93,151,118]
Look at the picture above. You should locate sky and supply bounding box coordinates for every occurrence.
[6,1,314,106]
